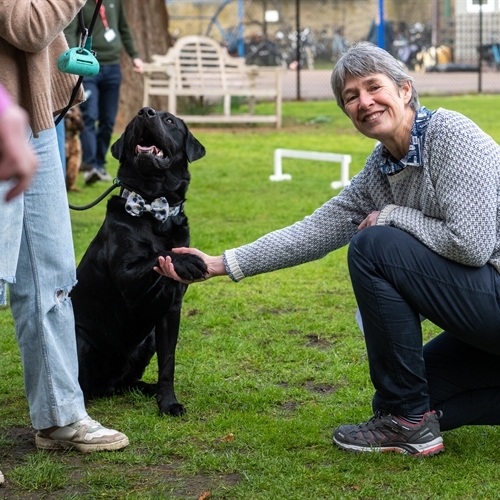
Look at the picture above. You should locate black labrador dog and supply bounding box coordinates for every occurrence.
[71,107,207,416]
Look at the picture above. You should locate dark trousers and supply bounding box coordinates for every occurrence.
[80,64,122,171]
[348,225,500,431]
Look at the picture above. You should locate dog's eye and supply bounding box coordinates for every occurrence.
[164,117,174,124]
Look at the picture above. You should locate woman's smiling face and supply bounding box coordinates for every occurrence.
[341,72,412,146]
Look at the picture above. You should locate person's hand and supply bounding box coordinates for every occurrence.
[0,104,38,201]
[356,211,380,230]
[132,57,144,74]
[154,247,227,284]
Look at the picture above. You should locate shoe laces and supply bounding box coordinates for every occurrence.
[355,410,441,433]
[75,416,103,431]
[357,411,390,431]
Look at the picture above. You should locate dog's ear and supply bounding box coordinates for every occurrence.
[186,132,206,163]
[111,135,124,161]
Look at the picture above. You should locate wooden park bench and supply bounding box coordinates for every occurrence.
[142,35,284,128]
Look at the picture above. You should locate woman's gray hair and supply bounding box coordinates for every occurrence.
[331,41,420,114]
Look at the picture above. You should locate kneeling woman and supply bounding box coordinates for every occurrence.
[155,41,500,457]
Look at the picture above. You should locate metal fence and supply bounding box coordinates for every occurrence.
[165,0,500,100]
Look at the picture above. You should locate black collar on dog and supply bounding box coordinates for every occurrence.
[118,179,163,202]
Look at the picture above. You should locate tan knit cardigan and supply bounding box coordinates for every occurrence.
[0,1,87,135]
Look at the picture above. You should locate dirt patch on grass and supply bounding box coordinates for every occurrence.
[2,427,36,459]
[302,381,339,395]
[279,401,300,414]
[0,427,241,499]
[304,333,332,350]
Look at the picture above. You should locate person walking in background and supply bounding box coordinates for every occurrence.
[0,1,129,473]
[366,14,395,56]
[331,26,348,63]
[155,42,500,457]
[65,0,144,185]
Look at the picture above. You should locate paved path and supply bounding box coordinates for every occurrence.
[281,68,500,101]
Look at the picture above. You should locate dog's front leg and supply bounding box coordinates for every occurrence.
[155,311,185,417]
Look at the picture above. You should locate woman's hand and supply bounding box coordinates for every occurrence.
[356,211,380,230]
[0,104,38,200]
[154,247,227,284]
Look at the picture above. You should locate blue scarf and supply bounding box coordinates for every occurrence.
[379,107,435,176]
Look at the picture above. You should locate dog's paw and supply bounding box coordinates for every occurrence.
[159,402,186,417]
[171,254,208,281]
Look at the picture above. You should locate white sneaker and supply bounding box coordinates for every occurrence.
[96,169,113,182]
[35,416,129,453]
[83,168,113,185]
[83,168,100,185]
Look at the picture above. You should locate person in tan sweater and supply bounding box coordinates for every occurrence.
[0,1,129,466]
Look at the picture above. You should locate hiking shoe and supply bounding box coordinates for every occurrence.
[35,416,129,453]
[333,410,444,456]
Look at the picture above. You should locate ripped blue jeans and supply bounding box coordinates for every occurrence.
[0,126,86,429]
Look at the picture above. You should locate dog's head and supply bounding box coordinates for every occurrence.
[111,108,205,179]
[64,105,84,134]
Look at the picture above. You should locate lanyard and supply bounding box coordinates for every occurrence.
[95,0,109,30]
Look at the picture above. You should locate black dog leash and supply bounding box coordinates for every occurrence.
[67,179,153,211]
[69,179,121,211]
[69,179,186,216]
[68,178,148,212]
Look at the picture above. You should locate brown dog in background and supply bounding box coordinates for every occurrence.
[64,105,84,191]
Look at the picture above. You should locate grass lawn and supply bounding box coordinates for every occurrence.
[1,95,500,499]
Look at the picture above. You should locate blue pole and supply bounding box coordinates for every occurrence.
[238,0,244,56]
[378,0,384,49]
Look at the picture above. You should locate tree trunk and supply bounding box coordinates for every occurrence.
[116,0,172,132]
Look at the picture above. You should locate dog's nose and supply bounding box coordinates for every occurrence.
[138,107,156,118]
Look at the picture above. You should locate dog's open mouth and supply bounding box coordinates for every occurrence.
[135,144,164,158]
[134,126,168,160]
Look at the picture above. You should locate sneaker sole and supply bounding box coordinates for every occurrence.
[97,174,113,182]
[333,435,444,456]
[35,433,129,453]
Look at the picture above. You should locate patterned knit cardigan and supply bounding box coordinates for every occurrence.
[225,108,500,281]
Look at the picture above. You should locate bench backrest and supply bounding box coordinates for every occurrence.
[171,35,251,92]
